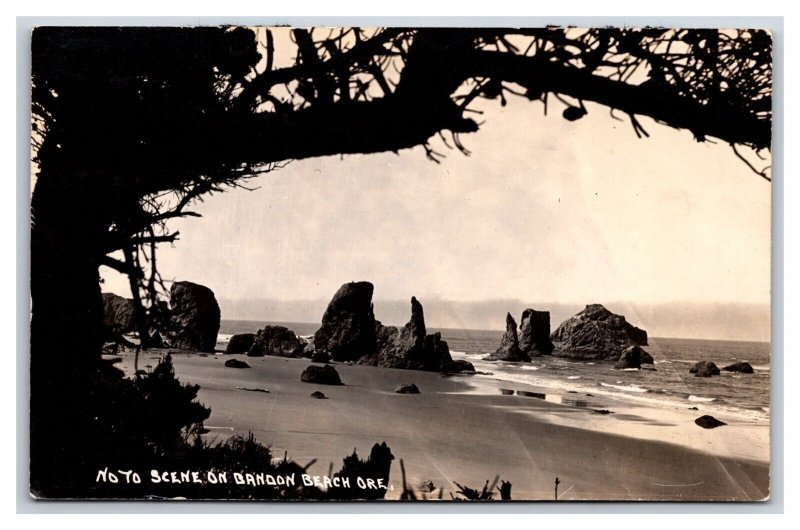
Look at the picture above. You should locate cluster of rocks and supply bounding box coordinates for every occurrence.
[105,278,757,391]
[246,326,306,357]
[484,309,554,362]
[310,282,474,374]
[222,282,471,374]
[101,281,221,353]
[690,360,754,377]
[483,304,654,369]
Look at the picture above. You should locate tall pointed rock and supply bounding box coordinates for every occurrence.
[484,312,530,362]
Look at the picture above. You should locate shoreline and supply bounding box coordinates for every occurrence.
[114,351,769,501]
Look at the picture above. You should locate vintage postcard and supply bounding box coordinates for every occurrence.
[29,25,772,501]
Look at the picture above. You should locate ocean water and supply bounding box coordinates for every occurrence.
[218,320,771,424]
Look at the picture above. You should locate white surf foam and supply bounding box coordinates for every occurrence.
[600,382,648,393]
[688,395,716,403]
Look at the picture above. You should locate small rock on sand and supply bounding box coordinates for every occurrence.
[236,386,269,393]
[592,409,613,415]
[418,480,435,493]
[310,391,327,399]
[695,415,726,429]
[224,358,250,369]
[394,383,420,394]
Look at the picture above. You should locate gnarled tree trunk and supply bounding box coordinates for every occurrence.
[29,171,109,496]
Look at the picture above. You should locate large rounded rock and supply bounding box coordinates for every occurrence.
[518,309,554,356]
[168,281,221,352]
[722,361,754,374]
[690,361,721,377]
[101,293,135,336]
[300,364,343,385]
[247,326,306,358]
[550,304,648,360]
[484,313,530,362]
[314,282,377,362]
[448,359,476,374]
[225,333,255,354]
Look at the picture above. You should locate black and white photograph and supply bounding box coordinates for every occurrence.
[28,24,773,501]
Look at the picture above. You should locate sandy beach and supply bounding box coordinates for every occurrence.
[115,351,769,501]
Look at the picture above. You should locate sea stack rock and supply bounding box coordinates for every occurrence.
[314,281,377,362]
[225,333,255,354]
[101,293,136,336]
[518,309,554,356]
[550,304,648,360]
[247,326,306,358]
[168,281,221,352]
[363,297,465,372]
[484,313,530,362]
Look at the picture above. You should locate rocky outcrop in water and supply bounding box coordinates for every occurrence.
[640,350,655,364]
[314,282,377,362]
[484,313,530,362]
[518,309,554,356]
[690,360,720,377]
[722,361,754,374]
[247,325,306,358]
[168,281,221,352]
[225,333,255,354]
[101,293,136,336]
[614,345,654,369]
[550,304,648,360]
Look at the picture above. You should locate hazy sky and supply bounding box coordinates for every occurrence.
[100,92,771,336]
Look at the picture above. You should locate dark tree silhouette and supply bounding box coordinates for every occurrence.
[29,26,772,497]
